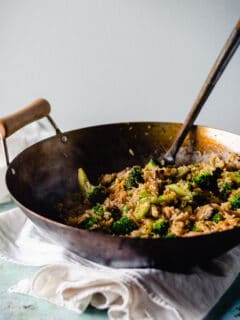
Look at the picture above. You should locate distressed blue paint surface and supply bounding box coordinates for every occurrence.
[0,260,108,320]
[204,274,240,320]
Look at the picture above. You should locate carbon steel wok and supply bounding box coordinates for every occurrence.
[1,99,240,270]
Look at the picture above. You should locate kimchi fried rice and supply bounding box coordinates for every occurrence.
[56,153,240,238]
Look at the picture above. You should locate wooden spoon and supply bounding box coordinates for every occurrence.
[164,19,240,164]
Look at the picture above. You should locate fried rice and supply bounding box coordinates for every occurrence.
[56,153,240,238]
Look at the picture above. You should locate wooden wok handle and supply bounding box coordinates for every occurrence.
[0,98,51,139]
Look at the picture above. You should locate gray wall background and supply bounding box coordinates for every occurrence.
[0,0,239,134]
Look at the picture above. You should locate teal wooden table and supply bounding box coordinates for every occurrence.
[0,260,108,320]
[0,203,239,320]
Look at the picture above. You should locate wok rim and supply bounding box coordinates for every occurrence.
[5,119,240,168]
[6,118,240,243]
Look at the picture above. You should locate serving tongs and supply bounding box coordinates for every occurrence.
[164,19,240,164]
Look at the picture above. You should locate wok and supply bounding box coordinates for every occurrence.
[1,99,240,271]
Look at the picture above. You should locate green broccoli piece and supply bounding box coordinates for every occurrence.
[125,166,144,190]
[163,233,177,239]
[166,184,190,197]
[152,218,169,236]
[177,166,190,179]
[233,171,240,184]
[78,168,106,204]
[145,159,159,170]
[193,168,221,189]
[88,185,106,204]
[193,171,213,188]
[93,205,104,215]
[191,191,208,207]
[139,188,152,198]
[218,181,234,200]
[123,205,129,213]
[230,193,240,210]
[134,202,151,220]
[80,216,98,229]
[157,193,177,205]
[211,212,224,223]
[111,216,137,235]
[190,222,201,232]
[138,189,152,203]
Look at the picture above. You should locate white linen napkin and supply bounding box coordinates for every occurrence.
[0,123,240,320]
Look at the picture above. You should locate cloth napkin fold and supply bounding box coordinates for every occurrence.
[1,123,240,320]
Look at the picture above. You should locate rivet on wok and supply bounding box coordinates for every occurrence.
[11,168,16,175]
[61,135,68,143]
[129,148,135,156]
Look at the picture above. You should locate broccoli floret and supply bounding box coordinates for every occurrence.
[193,171,213,188]
[177,166,190,179]
[111,216,137,235]
[163,184,206,208]
[218,181,234,200]
[193,168,222,189]
[125,166,144,190]
[211,212,224,223]
[123,205,129,213]
[145,159,159,170]
[191,191,208,207]
[233,171,240,184]
[78,168,106,204]
[138,189,152,203]
[134,202,151,220]
[166,184,190,197]
[190,223,198,232]
[88,185,106,204]
[190,222,203,232]
[139,188,152,198]
[230,193,240,210]
[192,188,221,208]
[93,205,104,215]
[157,192,177,205]
[152,218,169,236]
[163,233,177,239]
[80,216,98,229]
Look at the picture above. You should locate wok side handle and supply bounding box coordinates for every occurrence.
[0,98,51,139]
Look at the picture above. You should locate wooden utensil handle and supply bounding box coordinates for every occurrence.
[0,98,51,139]
[164,19,240,163]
